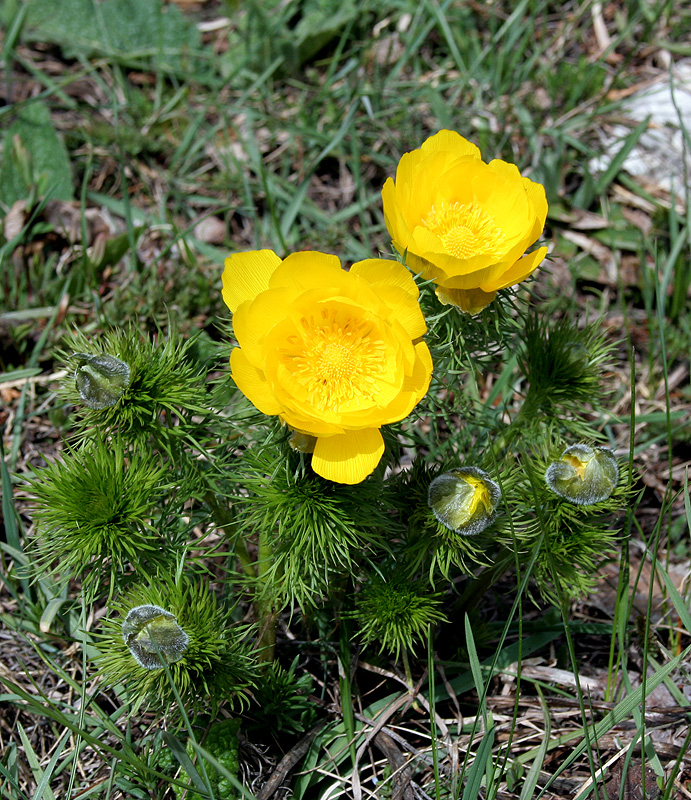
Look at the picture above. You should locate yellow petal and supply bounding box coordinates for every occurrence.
[311,428,385,484]
[230,348,282,415]
[268,251,343,292]
[404,152,479,225]
[435,286,497,314]
[232,287,291,365]
[420,130,482,159]
[412,340,433,401]
[439,262,508,290]
[373,286,427,339]
[350,258,419,298]
[382,178,412,247]
[399,251,442,283]
[523,177,548,228]
[279,408,344,436]
[484,158,523,186]
[363,341,432,425]
[222,250,282,313]
[411,227,501,277]
[483,246,548,292]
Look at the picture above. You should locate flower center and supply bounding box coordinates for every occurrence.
[318,342,356,380]
[423,200,503,259]
[282,309,386,412]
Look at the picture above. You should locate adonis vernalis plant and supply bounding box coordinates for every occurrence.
[382,129,549,313]
[21,127,632,798]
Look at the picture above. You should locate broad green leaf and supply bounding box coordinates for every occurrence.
[0,100,73,207]
[18,0,202,77]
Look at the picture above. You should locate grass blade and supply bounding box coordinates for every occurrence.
[538,644,691,797]
[519,687,551,800]
[461,724,495,800]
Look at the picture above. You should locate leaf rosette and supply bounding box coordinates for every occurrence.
[382,130,548,313]
[222,250,432,484]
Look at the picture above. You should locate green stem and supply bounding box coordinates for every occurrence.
[338,617,357,767]
[401,647,414,692]
[204,491,256,580]
[427,627,441,800]
[255,528,277,664]
[402,647,422,712]
[204,490,278,662]
[204,487,277,664]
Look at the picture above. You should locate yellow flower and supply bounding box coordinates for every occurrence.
[222,250,432,484]
[382,130,549,313]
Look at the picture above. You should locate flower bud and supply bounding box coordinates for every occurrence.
[74,353,130,409]
[121,604,189,670]
[428,467,501,536]
[545,444,619,505]
[289,430,317,454]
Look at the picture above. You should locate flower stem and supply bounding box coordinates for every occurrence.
[255,528,277,663]
[204,491,256,580]
[204,490,276,661]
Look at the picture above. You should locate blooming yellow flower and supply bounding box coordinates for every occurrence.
[222,250,432,484]
[382,130,549,313]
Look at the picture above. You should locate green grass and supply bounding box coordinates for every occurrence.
[2,0,691,797]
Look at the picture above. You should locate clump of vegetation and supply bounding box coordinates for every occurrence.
[2,1,690,798]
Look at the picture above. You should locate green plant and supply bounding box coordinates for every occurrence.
[96,578,256,716]
[3,2,690,797]
[157,718,242,800]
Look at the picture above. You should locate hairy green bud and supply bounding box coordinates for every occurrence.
[73,352,130,409]
[97,579,257,715]
[122,605,189,670]
[545,444,619,505]
[428,467,501,535]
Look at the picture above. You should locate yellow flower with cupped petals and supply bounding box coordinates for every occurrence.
[382,130,549,314]
[222,250,433,484]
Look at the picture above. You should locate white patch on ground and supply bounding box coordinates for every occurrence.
[591,60,691,197]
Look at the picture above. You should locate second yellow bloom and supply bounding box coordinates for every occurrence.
[382,130,549,313]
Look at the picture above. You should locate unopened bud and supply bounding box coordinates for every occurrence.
[428,467,501,535]
[289,430,317,453]
[73,353,130,409]
[545,444,619,505]
[121,605,189,670]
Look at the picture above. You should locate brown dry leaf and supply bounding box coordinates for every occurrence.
[169,0,208,10]
[369,33,405,66]
[561,229,617,284]
[0,387,21,405]
[611,183,658,213]
[621,206,653,236]
[43,200,111,245]
[603,759,661,799]
[3,199,29,240]
[550,207,610,230]
[591,2,611,55]
[598,555,690,620]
